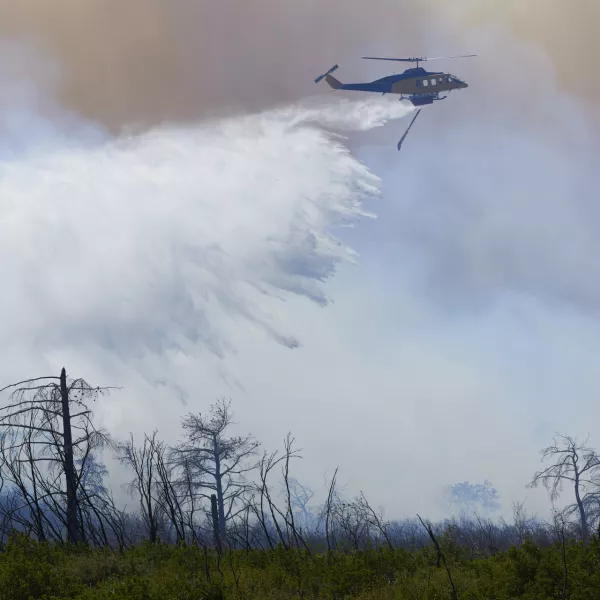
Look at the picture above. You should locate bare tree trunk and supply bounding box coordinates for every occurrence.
[213,435,226,536]
[325,467,338,555]
[283,433,303,551]
[556,515,569,600]
[211,493,222,554]
[573,470,588,541]
[418,514,458,600]
[359,492,394,551]
[250,494,275,550]
[60,368,80,544]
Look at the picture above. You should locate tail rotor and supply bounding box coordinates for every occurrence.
[314,64,339,84]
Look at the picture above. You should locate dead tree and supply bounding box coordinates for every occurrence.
[287,477,315,535]
[251,435,312,554]
[511,501,533,546]
[323,467,339,554]
[418,514,458,600]
[0,426,61,541]
[357,491,394,550]
[551,511,570,600]
[282,434,303,551]
[528,434,600,541]
[177,456,204,545]
[0,367,112,544]
[153,439,186,544]
[332,499,370,550]
[254,449,290,550]
[116,431,163,543]
[173,398,259,537]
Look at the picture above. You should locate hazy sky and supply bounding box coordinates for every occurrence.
[0,0,598,521]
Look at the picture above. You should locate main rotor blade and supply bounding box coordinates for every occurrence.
[362,56,421,62]
[362,54,476,62]
[421,54,477,60]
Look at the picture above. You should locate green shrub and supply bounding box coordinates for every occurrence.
[1,533,600,599]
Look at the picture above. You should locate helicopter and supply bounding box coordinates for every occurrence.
[314,54,475,149]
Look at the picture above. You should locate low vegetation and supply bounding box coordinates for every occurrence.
[1,530,600,599]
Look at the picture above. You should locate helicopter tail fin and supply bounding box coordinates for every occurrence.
[324,73,342,89]
[314,64,342,89]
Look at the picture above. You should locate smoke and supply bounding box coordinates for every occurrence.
[2,0,596,124]
[0,38,108,159]
[350,10,600,315]
[434,0,600,106]
[1,2,599,520]
[0,0,428,129]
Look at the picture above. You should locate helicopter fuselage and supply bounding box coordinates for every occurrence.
[388,67,467,94]
[325,67,467,101]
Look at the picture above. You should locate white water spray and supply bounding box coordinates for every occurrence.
[0,95,414,359]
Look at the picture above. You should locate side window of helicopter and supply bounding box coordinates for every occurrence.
[422,79,428,87]
[430,78,436,85]
[438,77,443,84]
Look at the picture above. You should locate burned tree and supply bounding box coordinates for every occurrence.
[173,398,260,537]
[0,367,112,543]
[529,434,600,541]
[287,477,316,533]
[116,431,164,544]
[117,430,190,545]
[249,434,311,552]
